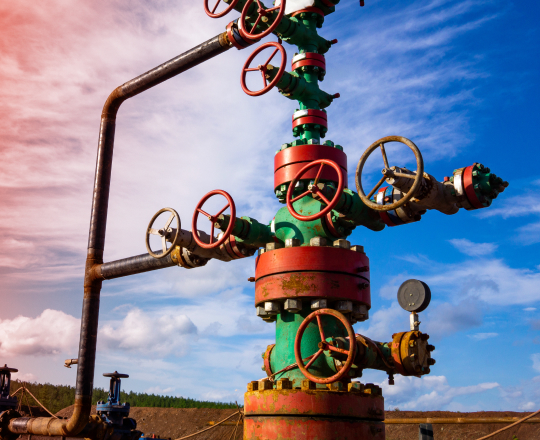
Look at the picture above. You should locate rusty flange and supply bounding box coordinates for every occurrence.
[244,388,384,419]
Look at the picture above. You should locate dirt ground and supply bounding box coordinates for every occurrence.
[56,406,538,440]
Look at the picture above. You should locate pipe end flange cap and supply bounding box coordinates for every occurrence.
[397,279,431,313]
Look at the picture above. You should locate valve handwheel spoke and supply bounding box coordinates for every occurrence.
[355,135,424,212]
[294,308,357,384]
[286,159,344,222]
[192,190,236,249]
[145,208,181,259]
[204,0,239,18]
[241,42,286,96]
[239,0,286,40]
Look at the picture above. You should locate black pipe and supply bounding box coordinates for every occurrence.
[12,31,232,438]
[100,253,176,280]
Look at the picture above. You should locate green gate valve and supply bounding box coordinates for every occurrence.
[215,215,273,248]
[273,70,336,109]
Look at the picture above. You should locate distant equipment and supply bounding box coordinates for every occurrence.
[0,365,18,412]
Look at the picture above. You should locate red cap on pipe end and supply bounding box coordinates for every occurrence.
[331,39,338,44]
[333,93,340,99]
[360,0,365,6]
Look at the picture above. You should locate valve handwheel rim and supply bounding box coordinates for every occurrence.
[239,0,286,41]
[294,308,357,384]
[146,208,181,259]
[241,42,287,96]
[355,135,424,212]
[204,0,239,18]
[286,158,344,222]
[192,189,236,249]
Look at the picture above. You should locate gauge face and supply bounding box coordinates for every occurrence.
[397,279,431,312]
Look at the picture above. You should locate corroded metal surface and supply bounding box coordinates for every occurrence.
[244,389,384,419]
[244,416,385,440]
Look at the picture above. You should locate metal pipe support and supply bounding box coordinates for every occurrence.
[9,32,232,438]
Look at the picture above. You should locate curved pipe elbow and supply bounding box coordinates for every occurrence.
[10,396,91,437]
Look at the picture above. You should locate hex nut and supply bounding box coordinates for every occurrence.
[353,304,369,321]
[284,299,302,313]
[336,301,353,313]
[258,379,273,391]
[258,249,266,256]
[285,238,301,248]
[276,378,292,390]
[311,299,328,309]
[351,245,365,253]
[310,236,329,247]
[256,306,268,317]
[333,239,351,249]
[348,382,364,393]
[265,301,280,315]
[266,242,284,251]
[327,381,345,392]
[301,379,316,391]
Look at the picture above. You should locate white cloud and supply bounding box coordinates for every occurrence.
[468,332,498,341]
[532,354,540,373]
[99,308,197,357]
[379,374,499,411]
[519,401,536,411]
[448,238,498,256]
[0,309,79,357]
[400,255,540,306]
[525,307,537,312]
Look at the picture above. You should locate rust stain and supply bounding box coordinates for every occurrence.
[281,273,317,295]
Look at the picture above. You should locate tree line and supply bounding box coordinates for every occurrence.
[10,380,236,414]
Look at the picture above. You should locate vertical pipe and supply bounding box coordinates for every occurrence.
[11,31,231,437]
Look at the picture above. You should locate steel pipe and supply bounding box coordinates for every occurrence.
[9,31,231,438]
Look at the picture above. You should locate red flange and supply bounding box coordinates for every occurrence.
[274,145,347,194]
[239,0,286,40]
[292,58,326,71]
[241,42,287,96]
[291,7,325,18]
[204,0,239,18]
[292,108,327,121]
[294,308,357,384]
[286,159,344,222]
[462,164,484,209]
[292,116,328,129]
[192,190,236,249]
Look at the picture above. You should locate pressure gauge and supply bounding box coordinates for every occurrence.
[397,279,431,313]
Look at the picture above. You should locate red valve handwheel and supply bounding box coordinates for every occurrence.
[241,42,286,97]
[294,308,357,384]
[204,0,239,18]
[286,159,344,222]
[239,0,286,40]
[192,190,236,249]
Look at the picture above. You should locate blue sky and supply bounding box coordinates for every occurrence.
[0,0,539,411]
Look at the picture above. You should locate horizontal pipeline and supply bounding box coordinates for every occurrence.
[207,417,540,426]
